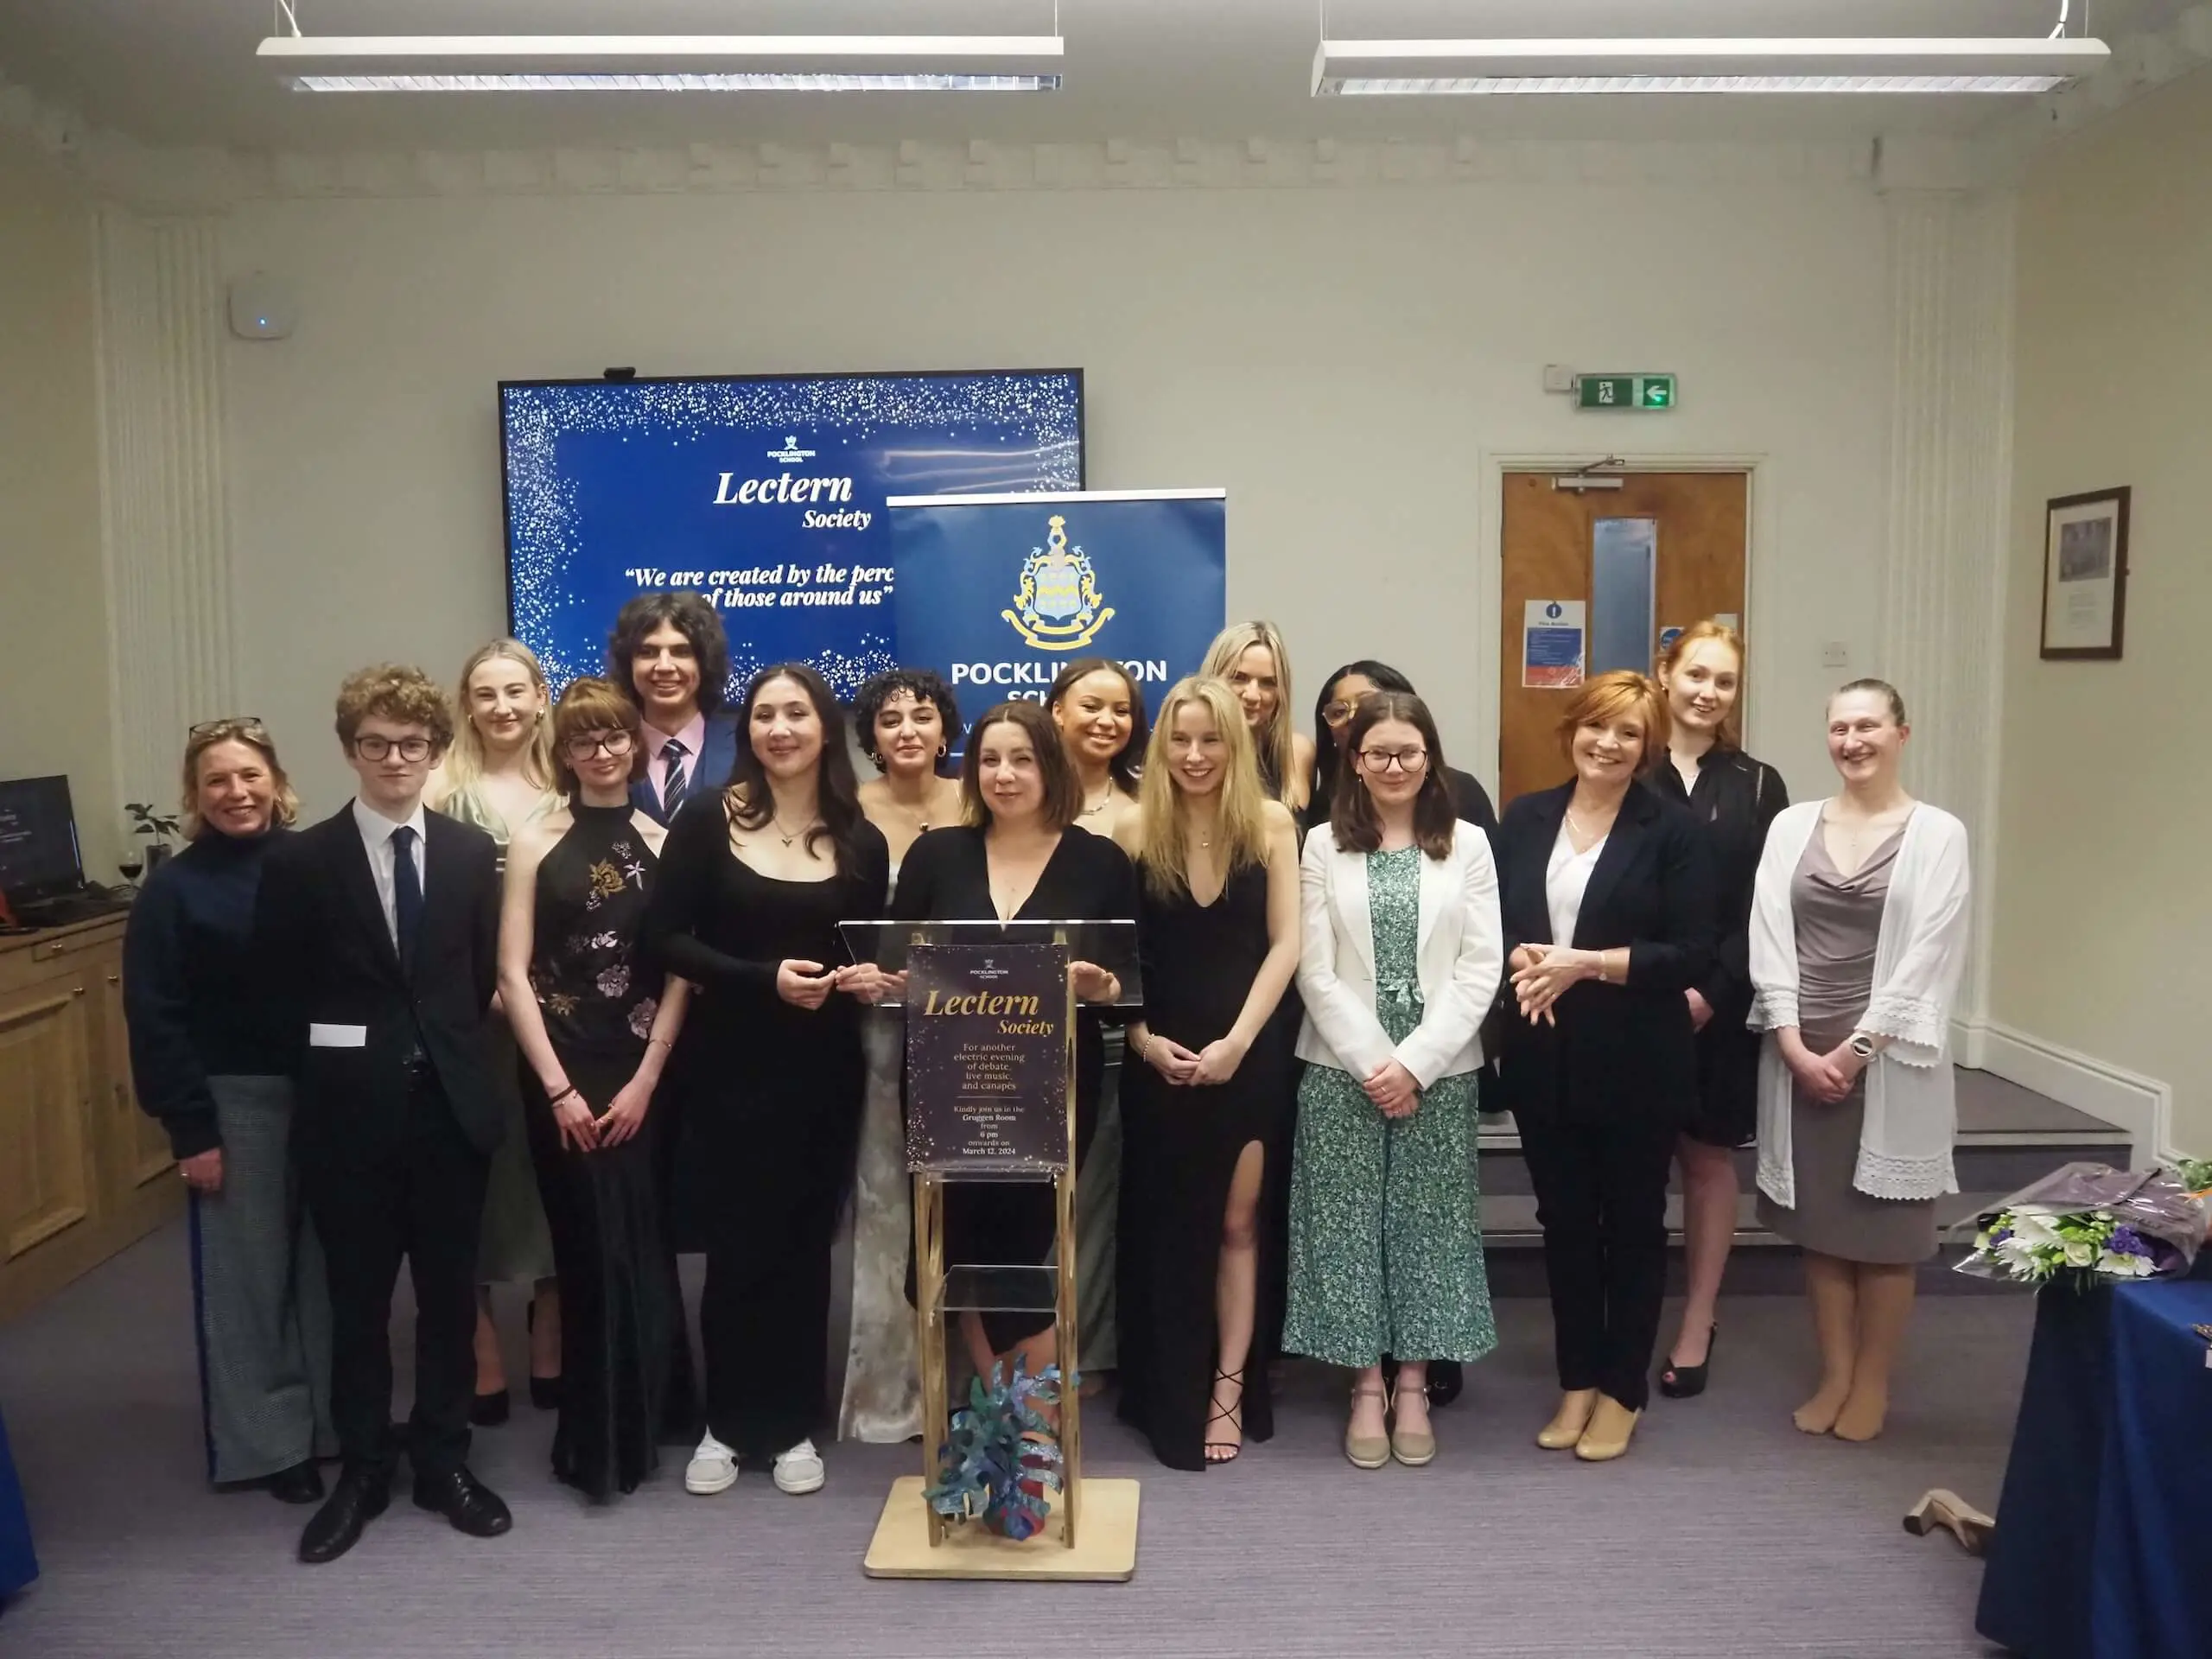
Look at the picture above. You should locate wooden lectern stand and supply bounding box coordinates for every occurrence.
[854,923,1140,1581]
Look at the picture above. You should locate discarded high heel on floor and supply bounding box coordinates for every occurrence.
[1904,1490,1995,1555]
[1536,1389,1599,1450]
[1573,1396,1642,1462]
[1344,1382,1389,1470]
[1658,1325,1719,1400]
[1386,1382,1434,1467]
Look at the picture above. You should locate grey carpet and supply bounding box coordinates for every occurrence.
[0,1220,2027,1659]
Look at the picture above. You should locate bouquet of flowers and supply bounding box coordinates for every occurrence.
[1958,1160,2209,1292]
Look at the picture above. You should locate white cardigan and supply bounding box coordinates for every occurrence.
[1750,800,1972,1205]
[1294,822,1504,1088]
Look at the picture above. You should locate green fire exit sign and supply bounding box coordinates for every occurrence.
[1578,373,1676,411]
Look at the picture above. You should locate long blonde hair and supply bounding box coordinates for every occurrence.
[1129,677,1272,899]
[1199,620,1299,799]
[442,639,555,793]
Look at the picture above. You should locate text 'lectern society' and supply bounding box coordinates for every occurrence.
[842,918,1141,1581]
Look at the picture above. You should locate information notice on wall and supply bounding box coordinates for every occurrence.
[1522,599,1586,689]
[903,943,1069,1176]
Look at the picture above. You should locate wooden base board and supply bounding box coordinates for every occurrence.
[861,1476,1140,1581]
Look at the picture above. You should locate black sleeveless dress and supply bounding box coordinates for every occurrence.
[1116,858,1290,1469]
[521,802,696,1500]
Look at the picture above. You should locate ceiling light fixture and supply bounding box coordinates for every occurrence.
[1311,36,2108,96]
[259,21,1065,93]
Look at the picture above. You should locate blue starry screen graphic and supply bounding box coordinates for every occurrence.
[500,370,1084,699]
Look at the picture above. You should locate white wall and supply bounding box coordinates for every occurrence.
[1993,71,2212,1155]
[218,178,1894,815]
[0,132,116,877]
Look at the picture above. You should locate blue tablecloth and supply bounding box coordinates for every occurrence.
[1976,1262,2212,1658]
[0,1402,35,1603]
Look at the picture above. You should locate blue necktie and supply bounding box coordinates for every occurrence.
[660,738,690,816]
[391,824,423,966]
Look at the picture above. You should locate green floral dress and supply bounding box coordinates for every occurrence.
[1281,847,1497,1368]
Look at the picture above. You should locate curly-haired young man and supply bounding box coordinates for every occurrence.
[254,664,512,1563]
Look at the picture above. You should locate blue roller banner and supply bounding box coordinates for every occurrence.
[887,489,1226,723]
[499,370,1083,699]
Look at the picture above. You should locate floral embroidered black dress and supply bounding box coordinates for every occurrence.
[521,802,696,1500]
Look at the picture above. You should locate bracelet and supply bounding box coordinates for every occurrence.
[547,1084,581,1109]
[645,1036,672,1052]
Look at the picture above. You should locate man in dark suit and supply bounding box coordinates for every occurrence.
[608,590,741,825]
[257,665,511,1563]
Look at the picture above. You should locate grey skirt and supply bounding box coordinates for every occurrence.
[1757,1071,1939,1266]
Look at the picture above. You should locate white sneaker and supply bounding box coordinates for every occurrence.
[772,1439,825,1496]
[685,1433,739,1496]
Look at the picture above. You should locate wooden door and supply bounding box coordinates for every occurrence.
[0,971,98,1261]
[1497,470,1748,805]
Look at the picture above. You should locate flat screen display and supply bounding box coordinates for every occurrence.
[0,775,84,899]
[500,369,1084,700]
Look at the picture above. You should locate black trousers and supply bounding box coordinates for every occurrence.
[1516,1108,1675,1412]
[299,1072,490,1481]
[696,1061,860,1459]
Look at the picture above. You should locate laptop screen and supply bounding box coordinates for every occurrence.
[0,775,86,899]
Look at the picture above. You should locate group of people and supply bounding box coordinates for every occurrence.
[122,593,1972,1562]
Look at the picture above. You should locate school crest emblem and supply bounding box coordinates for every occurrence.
[1003,514,1114,651]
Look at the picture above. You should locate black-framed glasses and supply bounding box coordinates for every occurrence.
[563,729,637,762]
[1357,747,1428,773]
[189,715,267,740]
[352,734,434,762]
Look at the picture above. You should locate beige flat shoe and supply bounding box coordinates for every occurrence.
[1573,1395,1643,1462]
[1536,1389,1600,1450]
[1344,1382,1389,1470]
[1388,1382,1434,1467]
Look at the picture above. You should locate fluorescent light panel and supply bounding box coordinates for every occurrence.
[1313,36,2110,95]
[293,73,1058,92]
[262,34,1065,91]
[1333,74,2068,95]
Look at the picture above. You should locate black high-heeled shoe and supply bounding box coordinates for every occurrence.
[1657,1325,1719,1399]
[1204,1367,1245,1465]
[525,1299,562,1411]
[469,1389,511,1427]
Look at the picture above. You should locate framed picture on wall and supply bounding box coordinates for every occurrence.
[2040,486,2131,660]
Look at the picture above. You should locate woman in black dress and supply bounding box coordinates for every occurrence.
[1647,622,1788,1398]
[1113,677,1300,1468]
[500,678,695,1500]
[893,700,1138,1383]
[644,664,892,1499]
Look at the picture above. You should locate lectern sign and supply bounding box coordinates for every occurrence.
[904,943,1070,1175]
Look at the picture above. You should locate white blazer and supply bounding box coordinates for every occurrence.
[1294,821,1504,1087]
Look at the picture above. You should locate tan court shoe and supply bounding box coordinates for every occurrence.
[1535,1389,1600,1450]
[1573,1395,1642,1462]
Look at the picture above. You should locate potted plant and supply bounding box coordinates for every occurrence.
[124,802,182,880]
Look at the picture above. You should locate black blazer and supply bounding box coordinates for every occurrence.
[1491,779,1715,1126]
[255,804,503,1161]
[630,710,741,827]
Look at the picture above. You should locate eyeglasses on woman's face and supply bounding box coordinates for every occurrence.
[351,734,433,763]
[1357,746,1428,773]
[563,729,636,762]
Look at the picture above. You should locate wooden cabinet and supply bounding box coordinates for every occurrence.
[0,918,181,1323]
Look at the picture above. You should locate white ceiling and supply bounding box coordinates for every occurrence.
[0,0,2186,152]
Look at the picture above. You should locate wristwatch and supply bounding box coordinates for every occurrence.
[1848,1033,1877,1060]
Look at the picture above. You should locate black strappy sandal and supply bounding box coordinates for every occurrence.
[1205,1366,1246,1465]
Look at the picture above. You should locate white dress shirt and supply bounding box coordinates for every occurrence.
[352,796,428,949]
[1545,822,1606,949]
